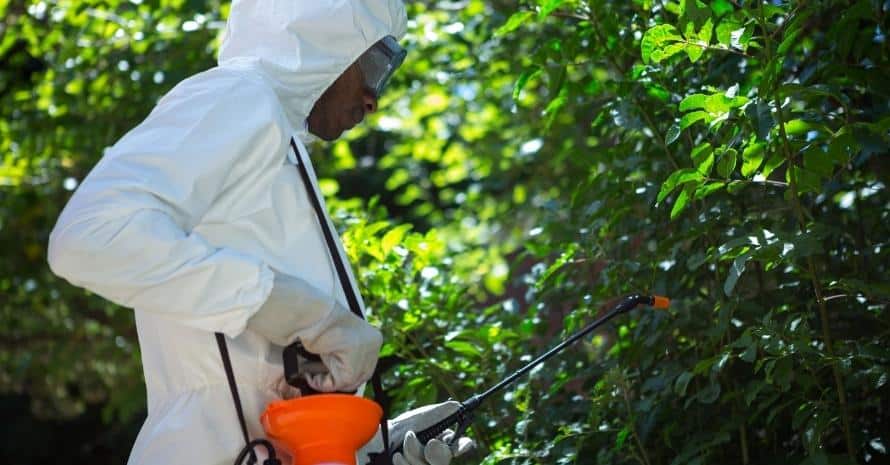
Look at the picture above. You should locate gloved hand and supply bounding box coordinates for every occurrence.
[248,272,382,392]
[358,401,475,465]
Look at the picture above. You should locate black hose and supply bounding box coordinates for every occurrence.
[233,439,280,465]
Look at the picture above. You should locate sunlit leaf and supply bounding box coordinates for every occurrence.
[658,168,704,203]
[641,24,683,64]
[538,0,568,19]
[741,141,766,177]
[495,11,535,37]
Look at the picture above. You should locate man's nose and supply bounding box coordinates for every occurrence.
[363,90,378,114]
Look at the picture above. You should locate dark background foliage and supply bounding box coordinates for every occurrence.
[1,0,888,464]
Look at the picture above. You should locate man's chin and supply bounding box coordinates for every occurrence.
[309,127,343,142]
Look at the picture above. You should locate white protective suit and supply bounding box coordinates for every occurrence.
[46,1,406,464]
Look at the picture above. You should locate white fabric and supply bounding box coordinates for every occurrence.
[358,402,476,465]
[248,272,342,347]
[46,1,406,464]
[248,272,383,392]
[395,431,475,465]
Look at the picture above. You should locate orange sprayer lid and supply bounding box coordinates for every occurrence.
[652,295,670,309]
[261,394,382,465]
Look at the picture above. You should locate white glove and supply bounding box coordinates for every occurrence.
[358,401,475,465]
[248,272,382,392]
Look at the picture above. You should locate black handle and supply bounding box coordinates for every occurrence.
[283,341,320,395]
[283,341,356,396]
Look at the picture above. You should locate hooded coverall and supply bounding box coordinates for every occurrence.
[47,0,407,464]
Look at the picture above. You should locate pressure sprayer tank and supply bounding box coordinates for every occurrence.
[261,394,383,465]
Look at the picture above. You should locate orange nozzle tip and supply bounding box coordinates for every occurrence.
[652,296,670,309]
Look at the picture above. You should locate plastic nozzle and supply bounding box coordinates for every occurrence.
[652,296,670,309]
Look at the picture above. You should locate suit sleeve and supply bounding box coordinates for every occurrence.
[47,75,283,337]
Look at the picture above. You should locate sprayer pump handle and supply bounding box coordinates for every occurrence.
[283,341,355,396]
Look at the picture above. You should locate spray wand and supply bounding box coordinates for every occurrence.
[387,293,670,458]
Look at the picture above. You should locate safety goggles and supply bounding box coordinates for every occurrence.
[357,35,406,97]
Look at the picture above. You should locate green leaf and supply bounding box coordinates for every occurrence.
[658,168,704,203]
[724,253,750,296]
[744,381,766,406]
[445,340,482,358]
[694,181,724,199]
[718,23,750,51]
[652,42,688,63]
[687,251,708,270]
[746,100,775,140]
[680,110,709,129]
[647,84,672,102]
[776,8,813,56]
[495,11,535,37]
[697,380,721,404]
[538,0,567,19]
[803,145,834,177]
[666,124,681,145]
[741,141,766,177]
[760,154,785,178]
[670,186,694,219]
[616,427,631,449]
[379,342,396,357]
[538,243,578,286]
[674,371,694,396]
[710,0,733,17]
[784,118,814,137]
[776,28,801,55]
[543,85,568,128]
[680,94,708,111]
[740,343,757,363]
[691,142,715,175]
[704,93,748,115]
[715,148,738,178]
[787,165,822,194]
[513,66,542,100]
[382,224,412,254]
[697,17,714,45]
[680,0,711,31]
[641,24,683,64]
[772,357,793,391]
[827,131,855,166]
[685,42,705,62]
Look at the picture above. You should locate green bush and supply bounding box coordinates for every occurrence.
[1,0,887,464]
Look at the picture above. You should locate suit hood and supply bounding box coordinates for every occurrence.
[218,0,407,133]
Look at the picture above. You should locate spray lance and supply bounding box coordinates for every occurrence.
[384,293,670,459]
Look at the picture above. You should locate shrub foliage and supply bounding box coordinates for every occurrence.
[1,0,888,464]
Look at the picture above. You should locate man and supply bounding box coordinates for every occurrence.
[46,0,473,464]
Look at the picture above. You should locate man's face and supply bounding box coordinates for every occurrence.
[307,62,378,141]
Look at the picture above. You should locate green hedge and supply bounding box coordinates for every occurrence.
[1,0,887,464]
